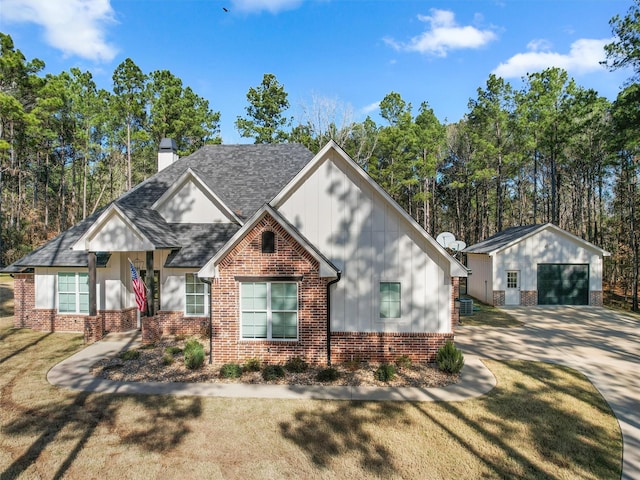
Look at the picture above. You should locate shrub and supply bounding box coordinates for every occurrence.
[343,359,365,372]
[220,363,243,379]
[119,349,140,361]
[375,363,396,382]
[165,346,182,355]
[316,367,340,382]
[162,353,174,366]
[395,355,412,370]
[436,340,465,374]
[284,356,309,373]
[262,364,285,381]
[243,357,261,372]
[184,339,205,370]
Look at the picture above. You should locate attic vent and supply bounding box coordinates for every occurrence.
[262,231,275,253]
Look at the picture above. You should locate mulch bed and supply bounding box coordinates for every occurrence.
[91,336,459,388]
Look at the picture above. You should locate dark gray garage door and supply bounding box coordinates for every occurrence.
[537,264,589,305]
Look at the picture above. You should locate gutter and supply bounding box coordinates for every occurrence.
[326,271,342,367]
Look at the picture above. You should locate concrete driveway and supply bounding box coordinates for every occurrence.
[455,306,640,480]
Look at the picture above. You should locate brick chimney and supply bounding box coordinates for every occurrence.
[158,138,178,172]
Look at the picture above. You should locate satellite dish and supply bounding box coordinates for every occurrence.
[450,240,467,252]
[436,232,456,249]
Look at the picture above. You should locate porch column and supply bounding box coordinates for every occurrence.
[88,251,97,317]
[146,251,155,317]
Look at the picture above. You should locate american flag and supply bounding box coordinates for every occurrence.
[129,259,147,312]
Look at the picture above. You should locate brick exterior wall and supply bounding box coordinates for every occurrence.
[84,316,104,343]
[103,308,138,333]
[590,290,603,306]
[521,290,537,306]
[12,272,137,337]
[13,273,35,328]
[493,290,505,306]
[331,332,454,364]
[210,214,330,365]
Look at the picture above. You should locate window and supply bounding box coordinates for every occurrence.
[58,272,89,314]
[262,231,275,253]
[507,271,519,289]
[241,282,298,340]
[380,282,401,318]
[185,273,208,316]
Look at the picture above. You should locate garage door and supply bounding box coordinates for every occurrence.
[537,264,589,305]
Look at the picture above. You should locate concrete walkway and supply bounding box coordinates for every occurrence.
[47,331,496,402]
[455,306,640,480]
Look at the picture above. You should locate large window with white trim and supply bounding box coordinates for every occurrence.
[185,273,208,316]
[58,272,89,314]
[241,282,298,340]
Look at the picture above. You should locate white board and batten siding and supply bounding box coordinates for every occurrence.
[466,254,493,304]
[155,177,232,224]
[277,151,453,334]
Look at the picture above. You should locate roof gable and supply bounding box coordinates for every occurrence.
[152,168,241,224]
[271,140,469,277]
[464,223,611,256]
[118,143,314,220]
[198,204,340,279]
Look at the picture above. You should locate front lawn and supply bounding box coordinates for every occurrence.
[0,316,621,479]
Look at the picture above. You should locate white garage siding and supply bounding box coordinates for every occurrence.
[466,253,493,304]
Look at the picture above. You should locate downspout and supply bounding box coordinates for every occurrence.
[201,278,213,365]
[326,271,342,367]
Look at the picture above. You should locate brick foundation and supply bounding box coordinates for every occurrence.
[521,291,537,306]
[103,308,137,332]
[84,316,104,343]
[493,290,505,306]
[141,311,208,342]
[331,332,454,364]
[590,290,603,306]
[13,273,35,328]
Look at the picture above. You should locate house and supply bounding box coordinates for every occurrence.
[464,223,610,306]
[4,140,468,365]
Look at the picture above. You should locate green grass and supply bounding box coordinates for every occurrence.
[460,298,524,327]
[0,316,621,479]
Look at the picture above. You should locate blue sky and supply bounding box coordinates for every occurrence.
[1,0,632,143]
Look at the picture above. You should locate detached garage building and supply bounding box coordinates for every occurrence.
[464,224,610,306]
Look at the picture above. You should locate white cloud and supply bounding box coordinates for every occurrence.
[2,0,117,62]
[385,9,497,57]
[231,0,303,14]
[361,101,380,115]
[493,38,611,78]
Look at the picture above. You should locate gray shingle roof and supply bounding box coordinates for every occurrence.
[2,144,313,272]
[165,223,241,268]
[463,224,544,254]
[118,143,314,219]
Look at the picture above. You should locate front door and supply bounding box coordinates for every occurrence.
[505,270,520,305]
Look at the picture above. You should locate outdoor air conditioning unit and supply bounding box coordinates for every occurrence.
[460,298,474,316]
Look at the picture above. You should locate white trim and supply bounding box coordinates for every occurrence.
[57,271,89,314]
[239,281,299,341]
[184,272,209,317]
[270,140,469,277]
[486,223,611,257]
[71,204,154,252]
